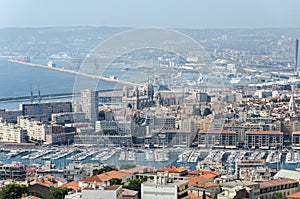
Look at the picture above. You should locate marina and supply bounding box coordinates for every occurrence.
[266,151,282,164]
[0,147,300,173]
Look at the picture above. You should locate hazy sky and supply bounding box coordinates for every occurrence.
[1,0,300,29]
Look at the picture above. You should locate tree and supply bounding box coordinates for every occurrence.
[92,165,118,175]
[0,184,28,199]
[98,111,106,120]
[109,178,123,185]
[203,108,212,116]
[50,187,70,199]
[273,192,287,199]
[124,177,148,198]
[27,191,44,199]
[120,164,136,170]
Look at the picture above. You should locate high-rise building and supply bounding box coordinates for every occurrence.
[295,39,300,73]
[81,89,99,123]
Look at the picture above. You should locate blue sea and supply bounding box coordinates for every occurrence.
[0,59,126,109]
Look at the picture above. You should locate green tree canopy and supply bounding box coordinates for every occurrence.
[98,111,106,121]
[28,191,44,199]
[0,184,28,199]
[92,165,118,175]
[109,178,123,185]
[50,187,70,199]
[203,108,212,116]
[273,192,287,199]
[120,164,136,170]
[123,176,148,198]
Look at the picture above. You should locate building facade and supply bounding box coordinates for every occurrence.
[0,122,28,143]
[259,178,299,199]
[141,173,189,199]
[198,130,236,148]
[19,102,72,119]
[246,130,283,149]
[81,89,99,123]
[18,117,52,141]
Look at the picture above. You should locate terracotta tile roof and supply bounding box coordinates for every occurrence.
[123,166,157,174]
[104,185,120,190]
[60,181,79,190]
[246,130,283,135]
[288,191,300,198]
[29,179,53,188]
[44,174,54,180]
[157,166,187,173]
[292,131,300,135]
[154,130,190,133]
[259,178,297,189]
[189,170,202,175]
[82,170,131,183]
[122,188,138,196]
[37,169,45,173]
[187,174,217,186]
[189,170,221,176]
[199,130,235,134]
[200,170,221,176]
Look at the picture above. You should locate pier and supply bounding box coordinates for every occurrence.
[8,60,137,86]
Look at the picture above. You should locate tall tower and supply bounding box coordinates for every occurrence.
[289,94,296,116]
[81,89,99,123]
[295,39,300,73]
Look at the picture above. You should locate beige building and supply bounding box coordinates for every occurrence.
[259,178,299,199]
[18,117,51,141]
[0,122,27,143]
[219,180,259,199]
[181,116,206,134]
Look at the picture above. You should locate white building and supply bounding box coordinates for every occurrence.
[141,172,189,199]
[82,185,122,199]
[0,122,27,143]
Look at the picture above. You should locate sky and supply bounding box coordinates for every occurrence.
[1,0,300,29]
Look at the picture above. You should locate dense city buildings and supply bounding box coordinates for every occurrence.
[2,26,300,198]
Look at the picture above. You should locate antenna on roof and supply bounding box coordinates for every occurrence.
[38,82,41,102]
[30,82,34,103]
